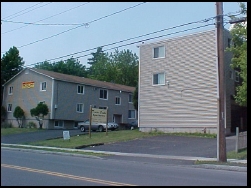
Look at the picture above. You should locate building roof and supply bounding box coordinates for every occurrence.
[30,68,135,93]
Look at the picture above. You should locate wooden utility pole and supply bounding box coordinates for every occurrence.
[216,2,227,162]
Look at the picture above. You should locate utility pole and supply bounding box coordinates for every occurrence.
[216,2,227,162]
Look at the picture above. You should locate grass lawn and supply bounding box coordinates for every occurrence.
[1,127,247,162]
[1,127,45,136]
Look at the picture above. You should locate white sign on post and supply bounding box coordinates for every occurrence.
[63,131,70,140]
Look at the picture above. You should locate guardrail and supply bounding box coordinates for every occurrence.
[235,127,247,152]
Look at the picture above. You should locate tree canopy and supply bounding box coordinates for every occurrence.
[1,46,25,106]
[30,103,49,129]
[35,58,87,77]
[226,2,247,106]
[13,106,25,128]
[1,46,25,84]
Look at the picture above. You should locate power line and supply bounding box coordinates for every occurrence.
[1,20,86,26]
[1,2,147,53]
[2,2,43,20]
[2,2,52,20]
[24,22,214,68]
[39,16,215,62]
[1,2,91,34]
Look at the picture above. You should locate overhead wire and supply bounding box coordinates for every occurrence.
[2,2,52,21]
[1,2,91,34]
[24,22,215,68]
[1,2,146,53]
[1,4,241,69]
[1,2,44,20]
[38,16,216,62]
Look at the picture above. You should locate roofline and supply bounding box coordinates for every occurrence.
[31,68,135,93]
[2,68,26,87]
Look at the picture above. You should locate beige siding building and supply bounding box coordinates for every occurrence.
[138,28,244,135]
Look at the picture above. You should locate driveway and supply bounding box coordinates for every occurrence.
[1,129,237,159]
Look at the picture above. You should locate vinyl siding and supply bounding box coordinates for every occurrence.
[2,68,136,129]
[139,29,220,133]
[2,70,52,128]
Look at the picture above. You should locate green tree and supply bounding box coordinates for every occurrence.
[87,47,109,78]
[35,58,87,77]
[109,49,138,87]
[13,106,25,128]
[226,2,247,106]
[30,103,49,129]
[1,46,25,105]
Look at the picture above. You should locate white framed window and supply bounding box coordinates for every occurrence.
[229,70,233,79]
[128,110,136,119]
[153,72,165,85]
[129,94,133,103]
[100,89,108,100]
[115,97,121,105]
[77,85,84,94]
[54,120,64,128]
[7,104,12,112]
[153,45,165,58]
[235,71,239,82]
[76,103,84,113]
[40,82,47,91]
[8,86,13,95]
[99,106,107,109]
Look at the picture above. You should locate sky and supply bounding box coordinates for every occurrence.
[1,2,245,68]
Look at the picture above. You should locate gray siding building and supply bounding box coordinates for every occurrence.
[2,68,137,129]
[138,28,245,135]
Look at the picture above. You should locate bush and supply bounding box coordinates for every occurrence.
[1,122,13,128]
[26,122,37,129]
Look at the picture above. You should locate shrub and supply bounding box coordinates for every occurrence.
[26,122,37,129]
[1,122,13,128]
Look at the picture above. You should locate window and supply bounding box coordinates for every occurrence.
[229,70,233,79]
[129,94,133,103]
[76,103,84,113]
[115,97,121,105]
[7,104,12,112]
[8,86,13,95]
[40,82,46,91]
[55,120,64,128]
[153,73,165,85]
[128,110,136,119]
[153,46,165,58]
[100,89,108,99]
[235,71,239,82]
[77,85,84,94]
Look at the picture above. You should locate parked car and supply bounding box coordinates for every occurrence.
[128,120,138,130]
[78,120,119,132]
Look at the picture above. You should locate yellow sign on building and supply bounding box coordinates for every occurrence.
[22,81,35,89]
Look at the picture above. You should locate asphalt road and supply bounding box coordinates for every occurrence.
[1,129,236,158]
